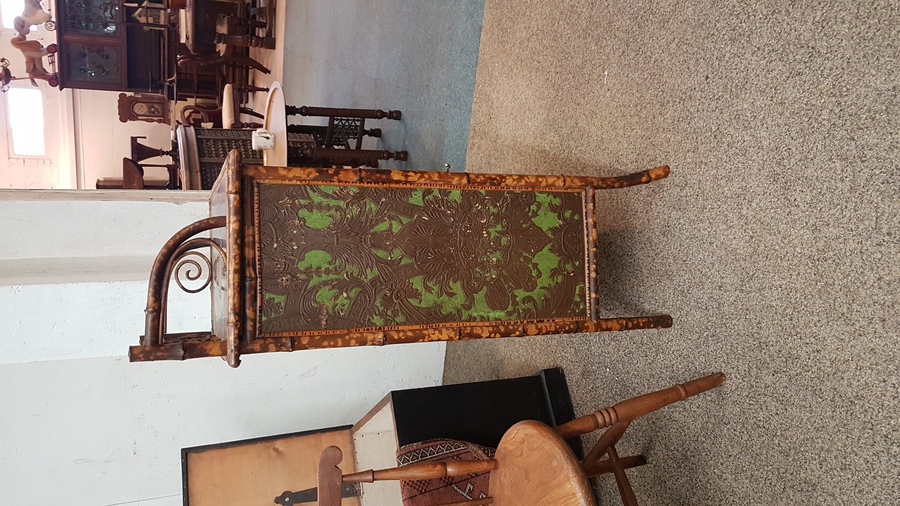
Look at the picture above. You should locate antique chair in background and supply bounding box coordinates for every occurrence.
[286,104,403,151]
[131,136,178,163]
[302,373,727,506]
[280,94,408,166]
[95,158,178,190]
[174,49,269,107]
[121,157,179,189]
[214,6,276,49]
[177,81,408,175]
[180,83,264,128]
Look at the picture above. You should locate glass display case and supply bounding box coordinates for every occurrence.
[56,0,170,92]
[63,42,122,85]
[62,0,120,36]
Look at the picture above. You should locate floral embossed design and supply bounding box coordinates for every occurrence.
[257,183,587,333]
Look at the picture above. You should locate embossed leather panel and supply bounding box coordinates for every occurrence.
[256,183,588,333]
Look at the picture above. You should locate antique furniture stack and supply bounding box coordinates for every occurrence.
[175,84,409,189]
[55,0,276,94]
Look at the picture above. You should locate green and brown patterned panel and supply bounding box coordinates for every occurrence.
[256,183,588,334]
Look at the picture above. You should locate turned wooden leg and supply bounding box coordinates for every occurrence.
[342,458,497,483]
[290,147,407,166]
[237,84,269,94]
[313,446,496,506]
[583,454,647,478]
[556,373,726,439]
[286,105,402,120]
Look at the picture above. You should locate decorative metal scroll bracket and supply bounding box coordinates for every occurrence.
[130,217,227,363]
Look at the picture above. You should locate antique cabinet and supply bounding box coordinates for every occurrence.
[130,152,673,367]
[56,0,169,92]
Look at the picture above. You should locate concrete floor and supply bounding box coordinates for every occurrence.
[279,0,485,172]
[279,1,899,504]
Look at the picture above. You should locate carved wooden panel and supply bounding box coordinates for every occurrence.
[254,182,589,335]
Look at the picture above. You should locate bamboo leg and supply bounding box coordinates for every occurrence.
[582,315,673,332]
[568,165,670,189]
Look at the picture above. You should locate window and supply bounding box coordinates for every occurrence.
[2,0,20,29]
[5,88,46,156]
[0,0,43,30]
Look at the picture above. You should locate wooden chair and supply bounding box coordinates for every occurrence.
[175,49,269,106]
[118,157,179,189]
[214,10,276,49]
[285,105,407,167]
[130,136,177,163]
[300,373,726,506]
[180,84,264,128]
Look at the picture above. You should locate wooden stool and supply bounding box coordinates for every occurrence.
[300,373,727,506]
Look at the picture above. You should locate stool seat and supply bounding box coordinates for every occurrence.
[490,421,596,506]
[282,373,726,506]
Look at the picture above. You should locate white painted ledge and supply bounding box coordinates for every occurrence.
[0,256,156,285]
[0,189,210,202]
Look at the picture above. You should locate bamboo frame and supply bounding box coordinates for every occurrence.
[129,151,672,367]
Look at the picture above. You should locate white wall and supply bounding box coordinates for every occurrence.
[74,90,175,187]
[0,193,446,505]
[1,345,445,506]
[0,191,212,365]
[0,24,75,189]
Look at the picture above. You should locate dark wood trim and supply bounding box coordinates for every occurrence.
[538,368,584,459]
